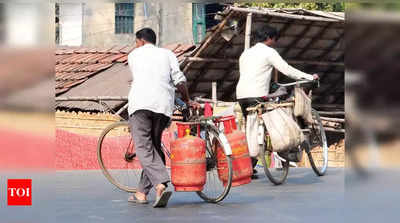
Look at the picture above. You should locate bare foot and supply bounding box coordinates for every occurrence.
[155,184,166,198]
[129,192,147,202]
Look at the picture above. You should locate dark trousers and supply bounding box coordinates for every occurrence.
[238,97,267,170]
[128,110,170,195]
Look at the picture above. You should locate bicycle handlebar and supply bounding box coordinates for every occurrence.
[276,79,319,87]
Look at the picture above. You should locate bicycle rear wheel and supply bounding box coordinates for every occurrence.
[306,109,328,176]
[259,134,289,185]
[97,121,142,192]
[196,125,233,203]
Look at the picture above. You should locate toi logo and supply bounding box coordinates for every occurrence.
[7,179,32,206]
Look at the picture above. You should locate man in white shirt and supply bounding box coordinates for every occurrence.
[127,28,199,207]
[236,25,318,178]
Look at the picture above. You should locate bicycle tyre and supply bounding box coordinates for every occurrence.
[97,121,139,193]
[196,125,233,203]
[307,109,328,176]
[260,133,290,185]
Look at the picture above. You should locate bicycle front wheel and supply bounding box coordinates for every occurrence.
[306,109,328,176]
[97,121,142,192]
[196,125,233,203]
[259,134,289,185]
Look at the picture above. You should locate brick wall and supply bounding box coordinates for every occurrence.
[56,111,120,136]
[299,139,345,167]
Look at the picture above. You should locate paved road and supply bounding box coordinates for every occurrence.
[2,168,399,223]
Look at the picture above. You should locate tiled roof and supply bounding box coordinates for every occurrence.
[55,44,195,96]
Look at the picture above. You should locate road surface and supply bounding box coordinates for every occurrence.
[1,167,399,223]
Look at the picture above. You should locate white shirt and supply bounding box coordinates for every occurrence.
[127,44,186,117]
[236,43,314,99]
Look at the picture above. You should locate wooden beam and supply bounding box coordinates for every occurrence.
[317,31,345,60]
[56,96,128,101]
[186,57,237,63]
[277,19,295,37]
[229,6,343,23]
[318,111,345,115]
[187,68,344,75]
[211,38,345,46]
[183,11,234,74]
[295,23,333,59]
[313,104,344,109]
[252,18,344,29]
[186,57,344,66]
[187,12,240,94]
[289,59,344,67]
[323,127,345,133]
[320,116,345,123]
[280,21,314,57]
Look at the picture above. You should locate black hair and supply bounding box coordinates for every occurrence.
[253,25,280,43]
[135,28,156,44]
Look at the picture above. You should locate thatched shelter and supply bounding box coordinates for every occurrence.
[181,6,344,107]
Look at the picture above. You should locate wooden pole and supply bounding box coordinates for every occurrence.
[185,57,344,67]
[212,82,217,105]
[320,116,346,123]
[313,104,344,109]
[287,60,344,67]
[186,57,237,63]
[318,111,345,115]
[245,12,252,50]
[229,6,342,23]
[183,11,234,73]
[323,127,345,133]
[55,96,128,101]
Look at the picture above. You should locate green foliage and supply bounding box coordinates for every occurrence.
[345,2,400,11]
[243,2,345,12]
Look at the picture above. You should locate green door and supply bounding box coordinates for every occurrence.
[192,3,206,44]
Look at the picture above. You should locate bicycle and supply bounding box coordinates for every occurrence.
[247,80,328,185]
[97,99,234,203]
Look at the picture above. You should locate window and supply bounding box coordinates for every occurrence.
[192,3,225,44]
[205,4,224,29]
[115,3,134,34]
[192,3,205,44]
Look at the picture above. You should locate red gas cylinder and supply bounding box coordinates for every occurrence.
[171,129,206,192]
[216,116,253,187]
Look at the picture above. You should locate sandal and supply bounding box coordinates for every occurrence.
[128,194,149,204]
[153,191,172,208]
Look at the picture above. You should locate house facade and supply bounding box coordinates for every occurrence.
[57,2,223,47]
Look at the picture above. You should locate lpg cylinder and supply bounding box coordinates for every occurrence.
[171,129,206,191]
[216,116,253,187]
